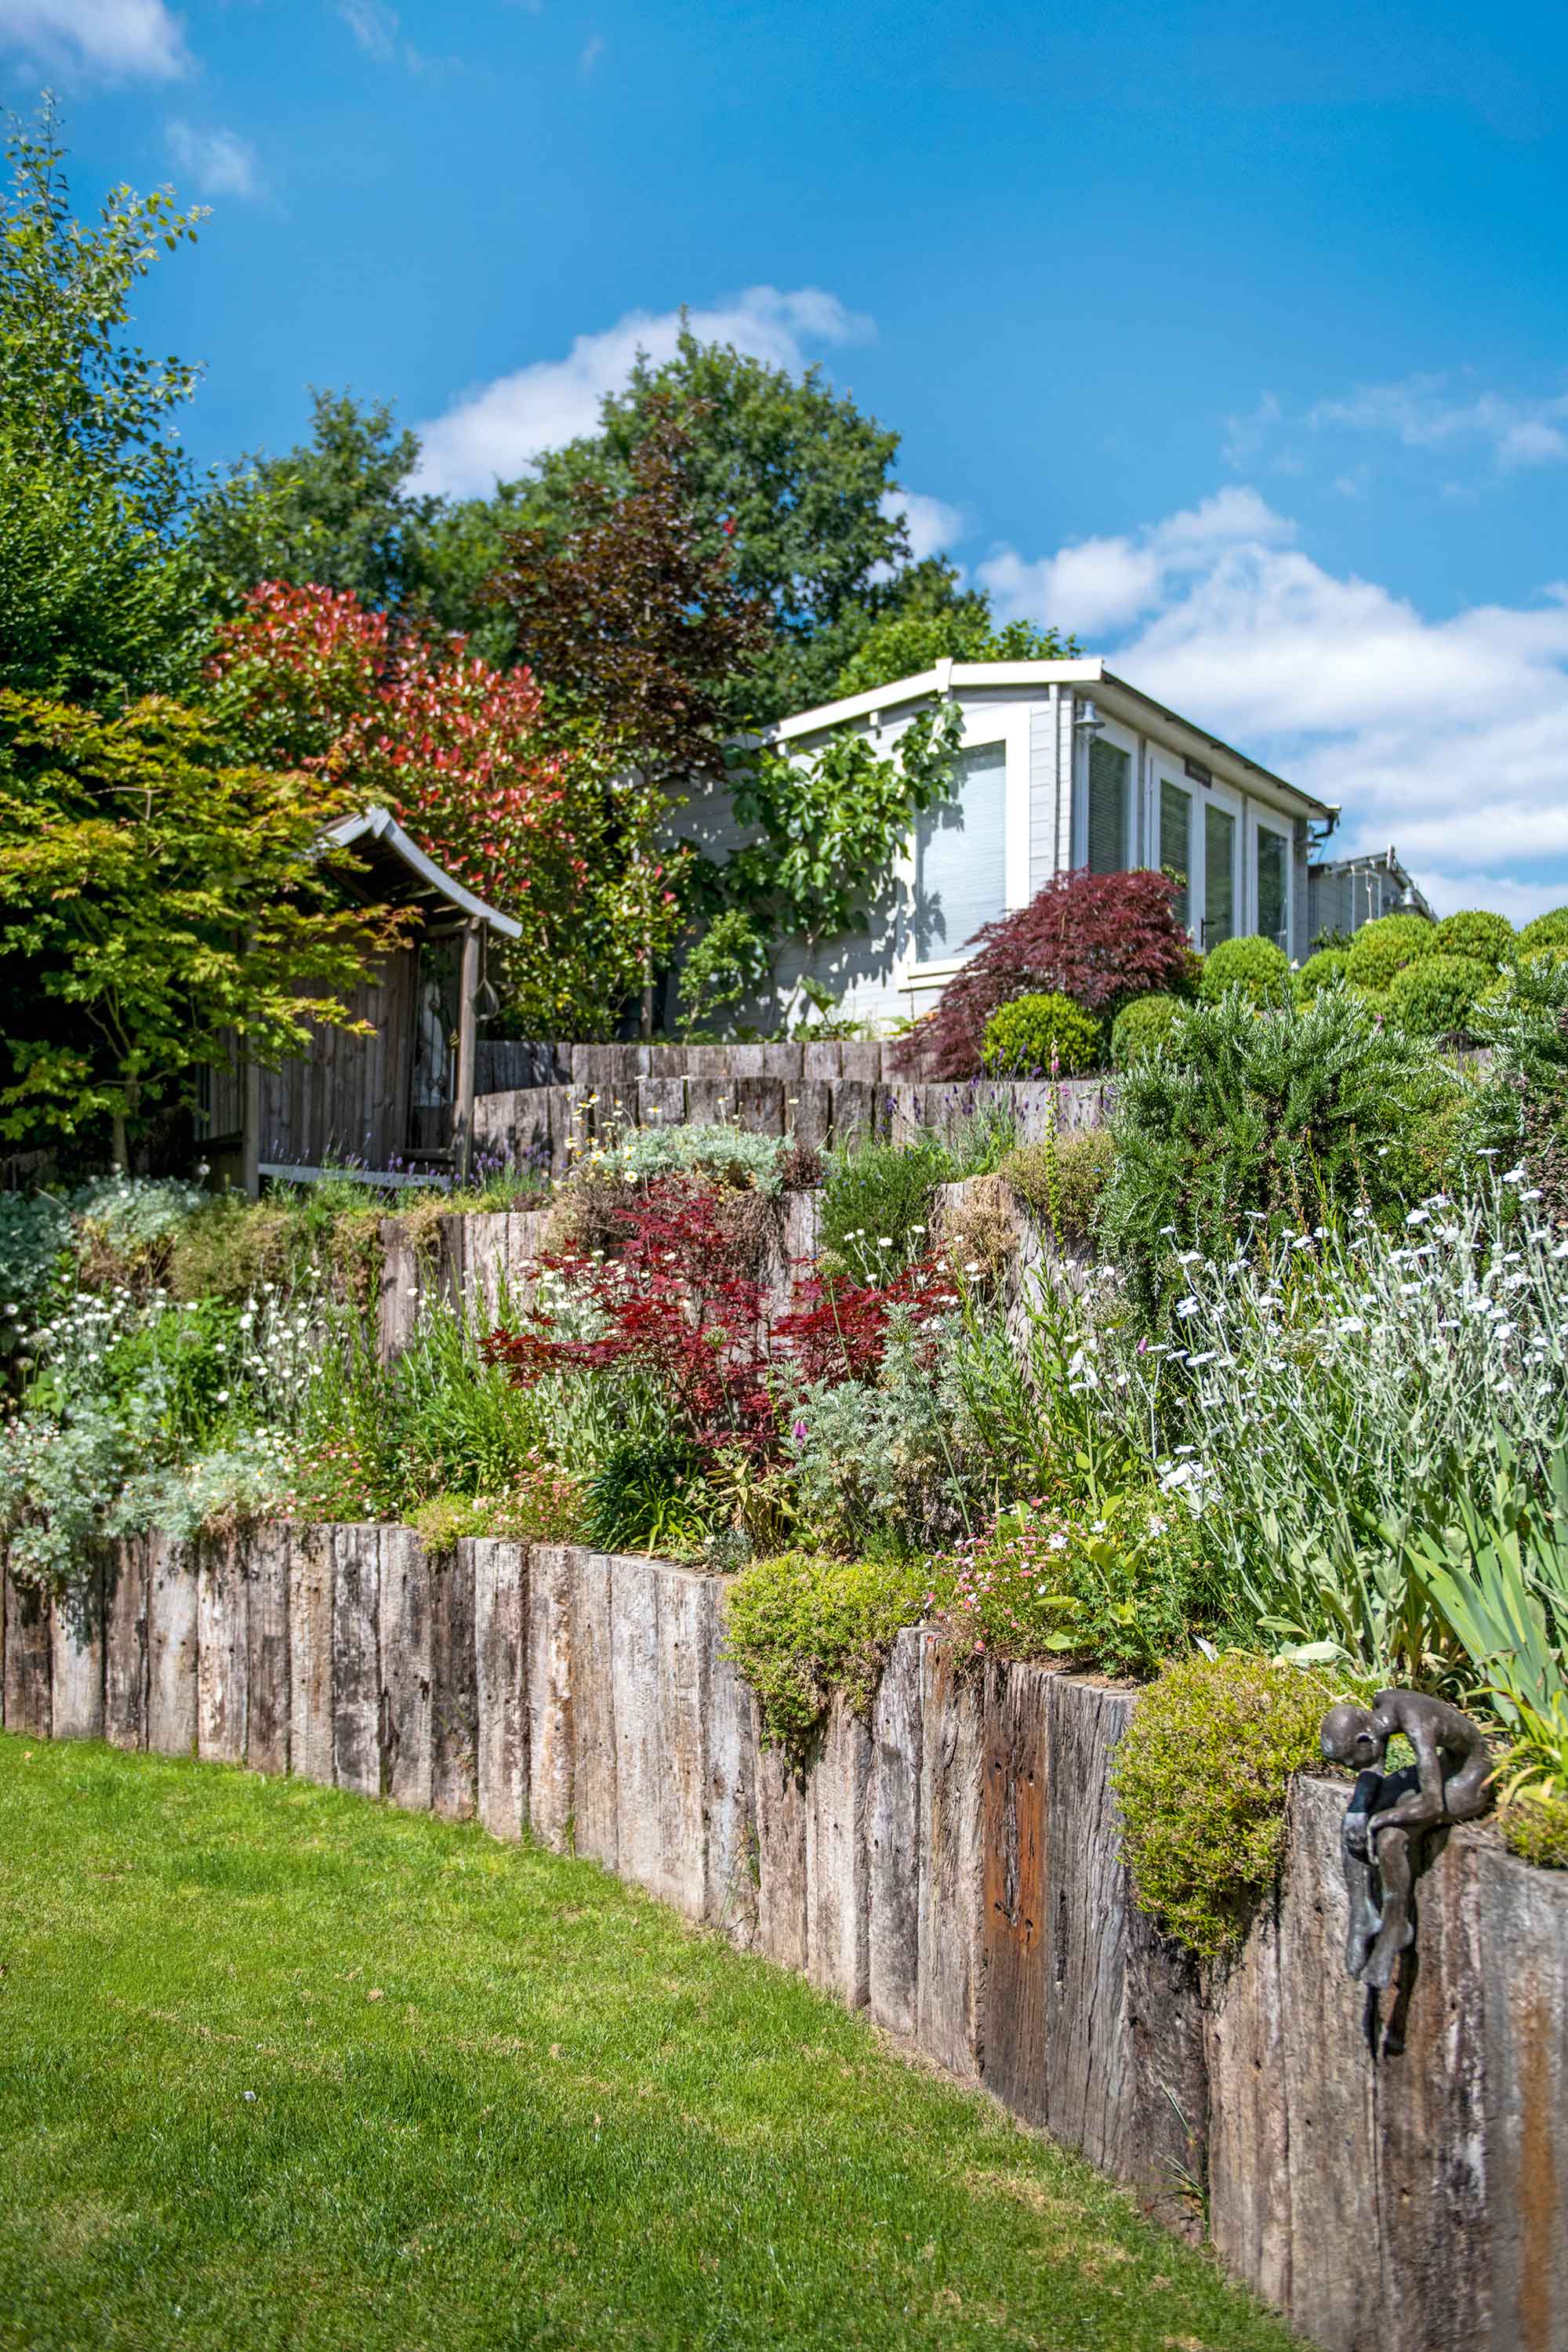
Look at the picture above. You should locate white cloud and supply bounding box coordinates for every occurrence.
[1311,372,1568,471]
[885,489,963,564]
[984,486,1568,915]
[979,488,1293,637]
[0,0,188,81]
[581,32,604,72]
[412,285,876,497]
[165,121,263,200]
[337,0,398,59]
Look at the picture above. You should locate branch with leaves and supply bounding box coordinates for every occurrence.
[679,701,965,1031]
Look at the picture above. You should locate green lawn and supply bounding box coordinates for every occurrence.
[0,1732,1299,2351]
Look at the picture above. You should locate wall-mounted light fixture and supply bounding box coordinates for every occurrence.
[1074,699,1106,739]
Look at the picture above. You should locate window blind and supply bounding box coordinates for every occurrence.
[1087,739,1130,875]
[1160,781,1192,931]
[1204,804,1236,946]
[1258,828,1287,950]
[915,741,1008,963]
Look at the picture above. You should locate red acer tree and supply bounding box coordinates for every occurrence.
[207,583,681,1035]
[894,866,1193,1079]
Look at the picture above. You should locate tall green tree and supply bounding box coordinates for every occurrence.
[193,389,439,616]
[504,325,954,721]
[0,100,209,701]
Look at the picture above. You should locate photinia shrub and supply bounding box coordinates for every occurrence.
[894,867,1191,1079]
[484,1176,779,1456]
[207,583,683,1036]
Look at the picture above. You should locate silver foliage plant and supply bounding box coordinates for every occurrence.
[1102,1166,1568,1715]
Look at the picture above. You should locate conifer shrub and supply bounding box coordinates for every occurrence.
[894,867,1191,1078]
[1111,1652,1335,1958]
[1294,947,1349,1001]
[1433,908,1514,968]
[1095,986,1456,1317]
[1110,992,1185,1068]
[1198,935,1290,1008]
[1345,912,1437,992]
[1386,950,1492,1040]
[981,991,1102,1077]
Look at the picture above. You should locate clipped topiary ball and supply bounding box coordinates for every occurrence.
[1386,950,1493,1040]
[1197,933,1291,1007]
[1433,908,1514,968]
[1345,913,1438,992]
[981,990,1103,1077]
[1294,947,1349,1000]
[1110,992,1187,1069]
[1517,907,1568,956]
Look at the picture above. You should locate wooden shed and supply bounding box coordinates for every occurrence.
[199,806,521,1192]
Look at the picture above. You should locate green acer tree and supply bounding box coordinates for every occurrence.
[0,692,398,1160]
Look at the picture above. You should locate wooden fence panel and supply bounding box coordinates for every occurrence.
[147,1537,198,1757]
[429,1541,477,1820]
[474,1539,528,1842]
[805,1695,872,2008]
[332,1526,383,1799]
[381,1524,432,1810]
[49,1556,104,1743]
[198,1534,249,1766]
[570,1553,618,1870]
[702,1606,757,1951]
[1480,1843,1568,2352]
[287,1523,334,1786]
[103,1537,148,1751]
[753,1727,809,1974]
[4,1568,52,1737]
[245,1525,292,1777]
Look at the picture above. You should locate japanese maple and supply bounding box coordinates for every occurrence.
[894,866,1192,1079]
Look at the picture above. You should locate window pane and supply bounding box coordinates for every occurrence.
[1087,739,1129,875]
[1258,829,1287,950]
[1204,804,1236,946]
[915,741,1007,962]
[1160,781,1192,931]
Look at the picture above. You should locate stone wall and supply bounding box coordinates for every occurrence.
[5,1532,1563,2352]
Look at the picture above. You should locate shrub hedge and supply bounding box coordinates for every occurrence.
[1109,992,1185,1068]
[1198,934,1290,1007]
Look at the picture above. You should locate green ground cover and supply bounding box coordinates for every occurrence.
[0,1733,1299,2352]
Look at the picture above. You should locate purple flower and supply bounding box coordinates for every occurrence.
[792,1418,808,1442]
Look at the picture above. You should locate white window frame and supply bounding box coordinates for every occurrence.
[1073,713,1138,874]
[1251,811,1294,955]
[903,700,1030,985]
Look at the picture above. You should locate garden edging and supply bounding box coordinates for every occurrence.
[3,1526,1564,2352]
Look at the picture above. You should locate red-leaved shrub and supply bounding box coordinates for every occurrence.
[894,867,1192,1079]
[483,1178,779,1456]
[772,1261,961,1385]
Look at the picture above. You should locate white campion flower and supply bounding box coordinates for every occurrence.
[1174,1296,1201,1318]
[1406,1209,1430,1227]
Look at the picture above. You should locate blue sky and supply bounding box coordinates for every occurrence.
[6,0,1568,916]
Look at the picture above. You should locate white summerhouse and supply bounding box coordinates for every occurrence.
[684,658,1337,1032]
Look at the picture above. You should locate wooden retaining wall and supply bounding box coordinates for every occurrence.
[470,1063,1110,1182]
[4,1534,1564,2352]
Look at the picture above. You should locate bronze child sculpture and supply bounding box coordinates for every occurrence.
[1319,1690,1494,1991]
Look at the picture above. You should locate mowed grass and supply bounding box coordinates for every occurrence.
[0,1733,1299,2352]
